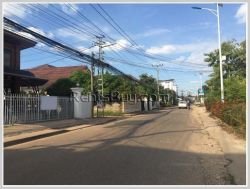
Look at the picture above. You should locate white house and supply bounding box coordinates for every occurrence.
[159,79,177,93]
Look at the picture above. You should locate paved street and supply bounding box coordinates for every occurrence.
[4,108,232,185]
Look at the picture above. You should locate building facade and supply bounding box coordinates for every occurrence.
[159,79,177,93]
[4,29,47,93]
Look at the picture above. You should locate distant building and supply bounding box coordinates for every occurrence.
[159,79,177,93]
[4,29,48,93]
[23,64,88,92]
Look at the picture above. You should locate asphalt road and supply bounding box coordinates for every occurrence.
[4,108,229,185]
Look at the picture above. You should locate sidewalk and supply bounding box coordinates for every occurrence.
[191,105,246,185]
[4,117,122,147]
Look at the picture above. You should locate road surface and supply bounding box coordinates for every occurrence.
[4,108,231,185]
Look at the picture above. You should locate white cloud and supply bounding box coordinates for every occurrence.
[77,46,98,54]
[60,4,79,15]
[56,27,90,42]
[111,39,130,51]
[146,44,176,54]
[76,38,131,55]
[142,28,170,37]
[28,26,54,38]
[146,41,217,65]
[3,3,31,18]
[235,4,247,24]
[134,28,170,39]
[173,56,186,62]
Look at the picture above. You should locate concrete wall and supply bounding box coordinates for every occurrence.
[104,103,121,112]
[122,101,141,113]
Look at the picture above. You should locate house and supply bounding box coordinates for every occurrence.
[4,29,48,93]
[25,64,88,91]
[159,79,177,93]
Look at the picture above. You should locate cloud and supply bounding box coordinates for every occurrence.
[173,56,186,62]
[146,41,217,65]
[235,4,247,24]
[28,26,54,38]
[146,44,176,54]
[77,46,98,54]
[142,28,170,37]
[134,28,170,39]
[60,4,79,15]
[55,27,90,42]
[77,38,131,55]
[3,3,31,18]
[111,39,130,51]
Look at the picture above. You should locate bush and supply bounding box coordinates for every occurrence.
[205,100,246,137]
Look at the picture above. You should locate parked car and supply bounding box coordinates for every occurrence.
[178,100,187,109]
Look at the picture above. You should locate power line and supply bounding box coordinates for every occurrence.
[4,17,143,84]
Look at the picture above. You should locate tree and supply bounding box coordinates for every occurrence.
[204,40,246,102]
[136,73,157,95]
[204,40,246,79]
[47,78,75,96]
[70,70,91,94]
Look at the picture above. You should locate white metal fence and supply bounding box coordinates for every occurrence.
[4,94,74,125]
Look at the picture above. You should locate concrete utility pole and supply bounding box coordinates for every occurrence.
[94,36,116,117]
[95,35,105,117]
[199,72,203,93]
[152,64,163,103]
[90,53,95,118]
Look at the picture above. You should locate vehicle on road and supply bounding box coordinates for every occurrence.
[178,100,187,109]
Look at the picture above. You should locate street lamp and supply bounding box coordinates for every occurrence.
[192,4,224,103]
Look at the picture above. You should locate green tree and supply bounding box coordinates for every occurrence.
[47,78,75,96]
[136,73,157,95]
[204,40,246,102]
[70,70,91,94]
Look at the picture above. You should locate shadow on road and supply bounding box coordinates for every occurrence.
[4,108,246,185]
[4,140,246,185]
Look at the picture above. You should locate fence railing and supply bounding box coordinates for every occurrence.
[4,94,74,125]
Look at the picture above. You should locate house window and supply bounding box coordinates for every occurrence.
[4,48,12,68]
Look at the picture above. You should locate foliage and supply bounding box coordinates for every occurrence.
[205,100,246,137]
[47,78,75,96]
[204,39,246,136]
[70,70,91,94]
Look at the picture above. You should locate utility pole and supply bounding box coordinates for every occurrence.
[152,64,163,107]
[94,35,116,117]
[94,35,105,117]
[199,72,203,93]
[90,52,95,118]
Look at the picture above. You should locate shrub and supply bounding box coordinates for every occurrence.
[205,99,246,137]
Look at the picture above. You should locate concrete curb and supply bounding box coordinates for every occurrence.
[4,117,120,147]
[4,130,69,147]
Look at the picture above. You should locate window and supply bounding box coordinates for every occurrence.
[4,48,12,68]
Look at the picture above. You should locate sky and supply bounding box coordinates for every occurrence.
[3,3,247,95]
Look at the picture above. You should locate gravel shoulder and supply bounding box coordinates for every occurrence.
[189,105,246,185]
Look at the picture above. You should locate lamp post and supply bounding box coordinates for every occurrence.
[192,4,224,103]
